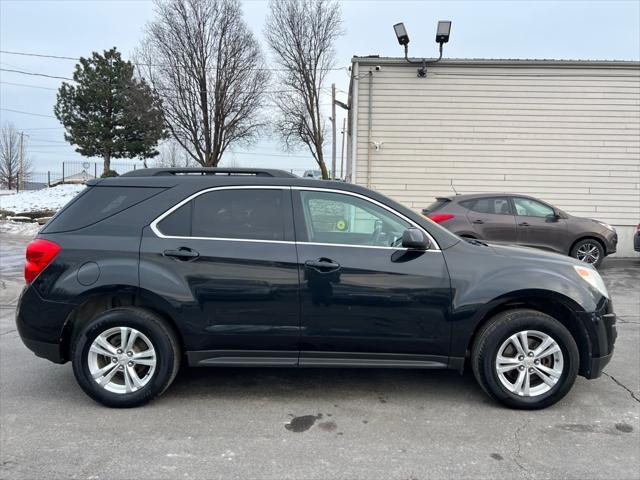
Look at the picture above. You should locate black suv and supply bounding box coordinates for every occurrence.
[16,168,617,409]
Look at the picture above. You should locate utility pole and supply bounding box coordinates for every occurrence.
[331,83,336,180]
[19,131,24,191]
[340,118,346,180]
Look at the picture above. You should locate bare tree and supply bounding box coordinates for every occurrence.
[138,0,269,167]
[265,0,343,179]
[0,123,32,190]
[154,140,197,168]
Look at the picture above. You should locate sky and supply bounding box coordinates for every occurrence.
[1,0,639,175]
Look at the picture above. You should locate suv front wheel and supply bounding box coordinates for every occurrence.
[471,309,579,409]
[71,307,181,408]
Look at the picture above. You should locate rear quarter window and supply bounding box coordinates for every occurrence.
[422,198,450,214]
[43,186,164,233]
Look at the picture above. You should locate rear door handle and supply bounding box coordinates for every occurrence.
[163,247,199,261]
[472,219,485,224]
[518,222,530,227]
[304,258,341,272]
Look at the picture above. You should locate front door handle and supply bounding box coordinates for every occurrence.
[472,219,485,224]
[304,258,341,272]
[518,222,531,227]
[163,247,199,261]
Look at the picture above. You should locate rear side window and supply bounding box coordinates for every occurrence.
[156,188,287,241]
[461,197,512,215]
[44,186,163,233]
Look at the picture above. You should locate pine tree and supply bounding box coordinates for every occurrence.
[55,48,166,175]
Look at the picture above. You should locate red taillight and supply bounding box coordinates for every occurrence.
[25,239,61,284]
[428,213,456,224]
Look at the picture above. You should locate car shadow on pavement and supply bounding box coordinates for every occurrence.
[163,364,493,407]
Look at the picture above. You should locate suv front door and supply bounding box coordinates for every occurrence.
[140,186,300,365]
[513,196,569,253]
[292,188,452,367]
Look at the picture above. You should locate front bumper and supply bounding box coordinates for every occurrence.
[605,230,618,255]
[579,300,617,379]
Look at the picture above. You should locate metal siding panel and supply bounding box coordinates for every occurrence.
[354,61,640,233]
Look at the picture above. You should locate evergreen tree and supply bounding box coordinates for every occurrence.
[55,48,166,175]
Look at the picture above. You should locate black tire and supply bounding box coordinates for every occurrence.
[471,309,579,409]
[71,307,181,408]
[570,238,605,268]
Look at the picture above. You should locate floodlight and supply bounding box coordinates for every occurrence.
[436,21,451,44]
[394,23,410,46]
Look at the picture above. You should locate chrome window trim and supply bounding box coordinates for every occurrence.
[150,185,290,241]
[150,184,441,251]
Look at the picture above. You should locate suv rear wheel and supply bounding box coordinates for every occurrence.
[71,307,180,408]
[471,309,579,409]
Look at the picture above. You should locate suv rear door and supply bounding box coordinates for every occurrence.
[460,196,517,243]
[292,188,451,366]
[139,186,300,365]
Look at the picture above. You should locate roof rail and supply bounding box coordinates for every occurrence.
[120,167,297,178]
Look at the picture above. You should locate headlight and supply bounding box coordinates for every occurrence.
[574,266,609,299]
[597,221,615,232]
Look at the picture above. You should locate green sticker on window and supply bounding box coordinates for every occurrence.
[336,219,348,231]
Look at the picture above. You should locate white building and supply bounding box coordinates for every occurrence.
[346,58,640,256]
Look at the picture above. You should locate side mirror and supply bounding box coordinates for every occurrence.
[547,211,561,222]
[401,228,430,250]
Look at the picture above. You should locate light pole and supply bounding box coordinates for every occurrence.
[393,20,452,77]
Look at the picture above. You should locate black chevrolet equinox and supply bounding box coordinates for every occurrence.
[16,168,617,409]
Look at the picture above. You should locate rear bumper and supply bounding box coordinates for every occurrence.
[20,337,65,364]
[15,286,73,364]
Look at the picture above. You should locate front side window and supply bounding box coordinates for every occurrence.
[461,197,512,215]
[156,188,286,241]
[299,190,410,247]
[513,198,555,218]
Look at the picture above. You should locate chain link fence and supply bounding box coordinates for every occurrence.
[7,161,140,192]
[4,163,340,192]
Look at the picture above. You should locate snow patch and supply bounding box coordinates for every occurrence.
[0,184,86,213]
[0,221,41,236]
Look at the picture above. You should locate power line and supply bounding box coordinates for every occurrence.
[0,68,74,81]
[228,151,311,159]
[0,50,349,72]
[0,50,77,61]
[0,107,57,118]
[0,81,58,90]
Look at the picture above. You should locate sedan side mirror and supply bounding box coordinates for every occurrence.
[401,228,430,250]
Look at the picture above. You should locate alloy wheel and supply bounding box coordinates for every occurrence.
[495,330,564,397]
[87,327,157,394]
[576,243,600,264]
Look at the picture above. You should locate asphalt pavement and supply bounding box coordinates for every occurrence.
[1,233,638,480]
